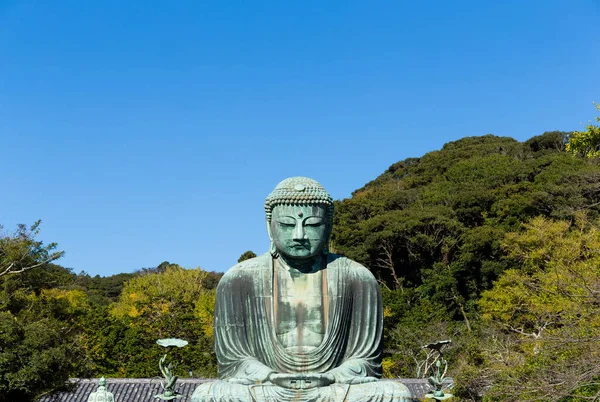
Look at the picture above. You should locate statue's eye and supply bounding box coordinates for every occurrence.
[304,217,324,226]
[277,217,296,227]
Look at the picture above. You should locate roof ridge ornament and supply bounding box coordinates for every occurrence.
[86,376,115,402]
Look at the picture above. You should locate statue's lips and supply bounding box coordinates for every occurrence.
[288,243,309,249]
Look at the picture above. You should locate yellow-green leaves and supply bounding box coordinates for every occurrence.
[111,265,214,339]
[100,264,218,377]
[478,215,600,400]
[40,288,89,315]
[566,103,600,157]
[481,214,600,337]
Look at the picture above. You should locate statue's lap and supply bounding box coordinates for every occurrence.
[191,380,413,402]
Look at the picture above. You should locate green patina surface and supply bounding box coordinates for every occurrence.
[191,177,414,401]
[154,338,188,400]
[86,377,115,402]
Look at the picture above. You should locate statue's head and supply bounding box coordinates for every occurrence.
[265,177,334,260]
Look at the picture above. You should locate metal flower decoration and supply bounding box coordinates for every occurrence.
[154,338,188,400]
[157,338,189,348]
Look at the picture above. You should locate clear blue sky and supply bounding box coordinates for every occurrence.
[1,1,599,276]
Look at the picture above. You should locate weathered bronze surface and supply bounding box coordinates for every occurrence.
[86,377,115,402]
[192,177,413,401]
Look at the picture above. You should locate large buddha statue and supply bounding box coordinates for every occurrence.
[192,177,413,401]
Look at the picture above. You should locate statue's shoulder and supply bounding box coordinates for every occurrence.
[328,254,378,284]
[219,252,270,283]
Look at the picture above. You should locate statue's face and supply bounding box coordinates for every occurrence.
[270,204,329,259]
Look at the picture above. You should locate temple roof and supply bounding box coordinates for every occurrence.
[37,378,451,401]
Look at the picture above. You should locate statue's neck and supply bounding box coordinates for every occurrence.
[277,254,323,274]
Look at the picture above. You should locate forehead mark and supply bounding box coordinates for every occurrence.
[272,204,327,218]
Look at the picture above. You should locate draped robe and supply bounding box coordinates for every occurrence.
[192,253,412,402]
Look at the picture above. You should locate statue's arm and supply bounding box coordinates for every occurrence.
[213,268,276,384]
[224,358,276,384]
[326,266,383,384]
[327,359,379,384]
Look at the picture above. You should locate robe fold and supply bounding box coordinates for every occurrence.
[192,253,413,402]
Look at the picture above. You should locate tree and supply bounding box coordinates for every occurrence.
[237,250,257,262]
[0,221,74,401]
[87,265,218,377]
[477,215,600,401]
[331,132,600,400]
[566,103,600,157]
[0,288,88,402]
[0,221,64,277]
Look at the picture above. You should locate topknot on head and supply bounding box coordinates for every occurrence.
[265,177,334,222]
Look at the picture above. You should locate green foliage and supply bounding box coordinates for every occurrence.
[0,221,64,278]
[333,133,596,311]
[0,224,81,402]
[476,215,600,401]
[381,287,463,379]
[566,103,600,157]
[524,131,566,153]
[82,265,218,377]
[332,132,600,400]
[237,250,257,262]
[0,288,86,402]
[73,271,137,304]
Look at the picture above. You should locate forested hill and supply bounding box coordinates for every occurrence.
[332,131,595,300]
[331,131,600,400]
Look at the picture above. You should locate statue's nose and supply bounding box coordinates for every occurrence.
[293,223,305,241]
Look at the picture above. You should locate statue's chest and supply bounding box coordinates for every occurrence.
[273,268,326,350]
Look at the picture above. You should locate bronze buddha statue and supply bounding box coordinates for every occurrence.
[192,177,412,401]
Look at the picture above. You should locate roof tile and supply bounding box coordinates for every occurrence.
[38,378,451,401]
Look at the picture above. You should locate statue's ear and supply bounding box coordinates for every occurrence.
[266,220,273,240]
[267,220,278,257]
[322,226,331,256]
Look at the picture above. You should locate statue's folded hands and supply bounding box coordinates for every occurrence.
[268,372,335,389]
